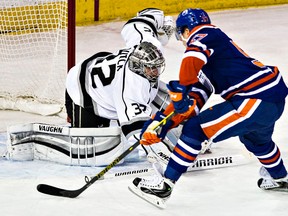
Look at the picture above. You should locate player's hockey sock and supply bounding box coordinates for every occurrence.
[244,139,287,179]
[164,117,208,181]
[257,144,287,179]
[165,136,202,181]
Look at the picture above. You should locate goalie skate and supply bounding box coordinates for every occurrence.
[257,167,288,192]
[128,163,174,209]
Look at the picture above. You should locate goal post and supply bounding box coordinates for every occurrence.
[0,0,75,117]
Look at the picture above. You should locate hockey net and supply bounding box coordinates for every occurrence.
[0,0,70,117]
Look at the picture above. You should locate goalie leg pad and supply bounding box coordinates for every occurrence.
[5,142,34,161]
[6,123,124,166]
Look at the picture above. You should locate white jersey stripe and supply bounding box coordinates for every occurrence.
[220,68,271,96]
[183,51,207,64]
[235,72,282,97]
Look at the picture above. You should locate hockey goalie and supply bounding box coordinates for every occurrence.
[4,8,178,167]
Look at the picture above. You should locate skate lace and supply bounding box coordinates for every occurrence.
[140,174,164,188]
[139,162,168,189]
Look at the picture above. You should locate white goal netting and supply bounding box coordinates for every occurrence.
[0,0,68,116]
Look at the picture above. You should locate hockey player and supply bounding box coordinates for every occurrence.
[66,8,174,127]
[4,8,175,166]
[129,8,288,208]
[65,8,175,156]
[5,44,168,166]
[66,41,165,154]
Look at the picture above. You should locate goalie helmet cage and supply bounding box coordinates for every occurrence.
[0,0,75,116]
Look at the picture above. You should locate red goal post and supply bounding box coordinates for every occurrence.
[0,0,75,117]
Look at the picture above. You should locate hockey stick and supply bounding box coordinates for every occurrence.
[98,153,250,180]
[36,111,175,198]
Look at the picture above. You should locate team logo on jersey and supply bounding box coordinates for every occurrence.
[190,33,208,44]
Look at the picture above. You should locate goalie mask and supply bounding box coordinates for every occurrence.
[128,41,165,84]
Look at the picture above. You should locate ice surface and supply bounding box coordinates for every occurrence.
[0,5,288,216]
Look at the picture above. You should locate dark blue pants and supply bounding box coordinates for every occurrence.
[166,98,287,180]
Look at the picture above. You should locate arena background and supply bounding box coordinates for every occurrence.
[1,1,287,34]
[76,0,288,24]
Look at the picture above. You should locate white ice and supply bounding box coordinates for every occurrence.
[1,5,288,216]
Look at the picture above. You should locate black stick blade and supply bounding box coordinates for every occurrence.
[37,184,82,198]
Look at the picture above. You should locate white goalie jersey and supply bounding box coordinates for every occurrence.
[66,47,158,140]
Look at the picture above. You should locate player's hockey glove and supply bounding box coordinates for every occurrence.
[140,111,174,145]
[167,81,196,117]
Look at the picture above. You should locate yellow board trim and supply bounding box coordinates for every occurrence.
[0,2,67,35]
[1,0,288,30]
[98,0,288,22]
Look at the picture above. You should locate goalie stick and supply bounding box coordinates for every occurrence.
[36,111,176,198]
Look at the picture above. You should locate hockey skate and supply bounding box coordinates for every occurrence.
[128,163,175,209]
[257,167,288,192]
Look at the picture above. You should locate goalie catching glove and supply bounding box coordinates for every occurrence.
[158,16,175,46]
[140,111,174,145]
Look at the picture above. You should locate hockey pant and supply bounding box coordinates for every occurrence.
[165,98,287,181]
